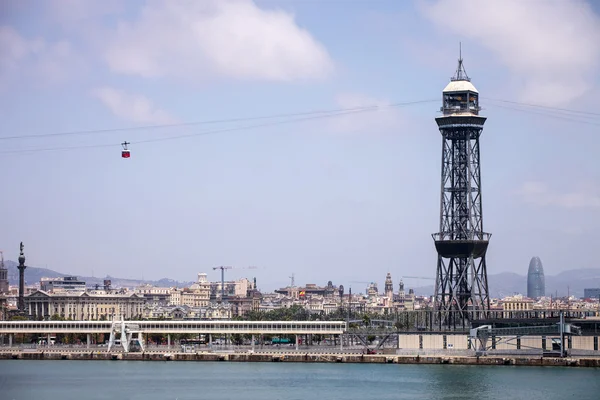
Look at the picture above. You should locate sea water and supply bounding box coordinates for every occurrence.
[0,360,598,400]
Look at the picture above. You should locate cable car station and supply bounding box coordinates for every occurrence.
[0,319,347,352]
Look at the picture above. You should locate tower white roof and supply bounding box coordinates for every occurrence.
[443,79,478,93]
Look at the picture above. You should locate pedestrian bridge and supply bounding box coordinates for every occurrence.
[0,320,347,335]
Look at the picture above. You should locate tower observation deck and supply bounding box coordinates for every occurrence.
[432,53,490,327]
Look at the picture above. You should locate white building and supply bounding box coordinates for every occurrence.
[40,276,86,294]
[25,290,144,320]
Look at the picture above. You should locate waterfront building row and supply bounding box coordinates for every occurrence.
[25,290,144,320]
[5,270,599,322]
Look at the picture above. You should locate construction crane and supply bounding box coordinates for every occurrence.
[401,276,435,288]
[212,266,258,302]
[402,276,435,280]
[213,266,232,301]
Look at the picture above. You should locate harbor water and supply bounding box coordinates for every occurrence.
[0,360,598,400]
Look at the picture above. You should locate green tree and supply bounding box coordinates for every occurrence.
[362,314,371,328]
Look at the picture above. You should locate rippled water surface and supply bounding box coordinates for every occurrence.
[0,360,598,400]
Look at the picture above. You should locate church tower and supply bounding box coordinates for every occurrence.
[0,251,8,294]
[384,272,393,301]
[399,279,405,300]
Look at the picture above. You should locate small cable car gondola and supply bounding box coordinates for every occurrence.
[121,141,131,158]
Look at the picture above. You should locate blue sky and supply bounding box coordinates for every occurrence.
[1,0,599,292]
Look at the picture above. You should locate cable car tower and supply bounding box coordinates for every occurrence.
[432,48,491,327]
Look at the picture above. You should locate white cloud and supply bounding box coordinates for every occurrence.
[103,0,334,82]
[0,26,81,87]
[329,93,403,134]
[91,87,176,125]
[420,0,600,105]
[517,181,600,209]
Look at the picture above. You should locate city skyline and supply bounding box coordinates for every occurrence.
[2,256,599,299]
[1,1,600,290]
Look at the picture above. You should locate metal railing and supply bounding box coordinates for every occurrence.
[432,232,491,241]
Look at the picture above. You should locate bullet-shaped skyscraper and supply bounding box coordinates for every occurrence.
[527,256,545,299]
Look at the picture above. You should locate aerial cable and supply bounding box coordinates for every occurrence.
[482,97,600,118]
[487,103,600,126]
[0,104,422,155]
[131,107,377,145]
[3,96,596,156]
[2,96,595,143]
[0,142,117,155]
[0,108,371,154]
[0,99,437,142]
[485,101,600,122]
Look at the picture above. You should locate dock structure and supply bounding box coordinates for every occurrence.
[470,312,582,356]
[0,320,347,335]
[0,349,599,368]
[1,315,599,356]
[0,320,347,352]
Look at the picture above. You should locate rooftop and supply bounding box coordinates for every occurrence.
[443,79,478,94]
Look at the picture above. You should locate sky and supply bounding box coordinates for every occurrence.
[1,0,599,293]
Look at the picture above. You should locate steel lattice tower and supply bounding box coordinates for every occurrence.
[432,54,491,327]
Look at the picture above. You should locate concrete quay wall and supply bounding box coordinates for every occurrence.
[1,351,599,368]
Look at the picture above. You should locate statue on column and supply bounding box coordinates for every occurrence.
[17,241,27,313]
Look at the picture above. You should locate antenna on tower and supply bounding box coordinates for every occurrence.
[452,42,470,82]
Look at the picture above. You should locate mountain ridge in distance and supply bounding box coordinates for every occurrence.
[4,260,193,289]
[4,260,600,298]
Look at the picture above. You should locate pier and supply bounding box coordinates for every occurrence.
[1,348,599,368]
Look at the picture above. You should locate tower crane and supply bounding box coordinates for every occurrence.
[402,276,435,279]
[401,276,435,285]
[212,266,258,302]
[213,266,232,301]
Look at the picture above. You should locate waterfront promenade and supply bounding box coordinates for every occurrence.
[2,317,599,358]
[1,346,599,367]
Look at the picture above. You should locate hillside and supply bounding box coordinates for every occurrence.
[4,260,193,289]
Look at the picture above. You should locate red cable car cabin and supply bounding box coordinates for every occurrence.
[121,141,130,158]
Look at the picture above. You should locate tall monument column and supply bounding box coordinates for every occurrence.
[18,242,27,313]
